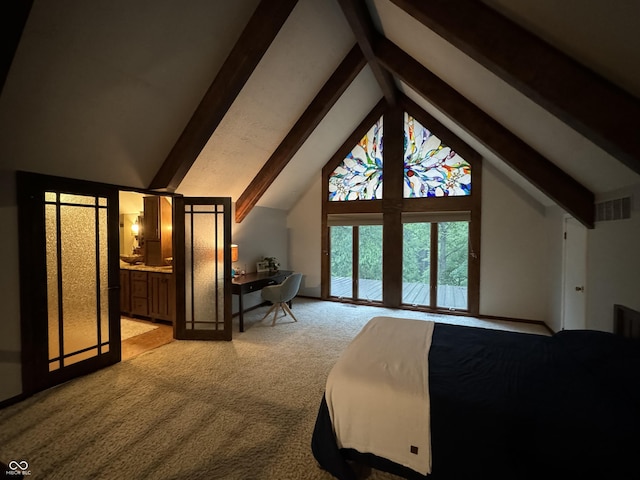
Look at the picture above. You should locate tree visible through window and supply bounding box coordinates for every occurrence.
[323,106,480,314]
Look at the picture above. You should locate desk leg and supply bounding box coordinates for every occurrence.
[238,292,244,332]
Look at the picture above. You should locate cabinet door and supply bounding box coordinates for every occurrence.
[143,196,160,241]
[144,196,173,266]
[130,271,148,316]
[148,272,174,323]
[120,270,131,314]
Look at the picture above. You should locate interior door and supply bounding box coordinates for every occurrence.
[173,197,232,340]
[17,172,121,395]
[562,216,587,330]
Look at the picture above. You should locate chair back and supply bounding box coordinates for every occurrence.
[278,273,303,302]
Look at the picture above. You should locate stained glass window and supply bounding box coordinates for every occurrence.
[329,116,383,201]
[404,113,471,198]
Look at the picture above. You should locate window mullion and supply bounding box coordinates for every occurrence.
[430,223,438,309]
[353,226,359,299]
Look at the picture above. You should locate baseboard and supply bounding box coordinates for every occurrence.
[477,314,553,335]
[315,296,553,334]
[0,391,27,410]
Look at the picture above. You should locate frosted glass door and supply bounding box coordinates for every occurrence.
[45,193,111,370]
[174,197,232,340]
[17,172,120,395]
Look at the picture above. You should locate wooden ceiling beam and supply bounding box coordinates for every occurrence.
[235,45,367,223]
[388,0,640,176]
[375,36,595,228]
[337,0,397,106]
[148,0,299,191]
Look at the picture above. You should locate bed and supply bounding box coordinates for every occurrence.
[311,305,640,479]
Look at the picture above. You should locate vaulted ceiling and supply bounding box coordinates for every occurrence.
[2,0,639,228]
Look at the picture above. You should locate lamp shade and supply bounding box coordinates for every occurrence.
[231,244,239,262]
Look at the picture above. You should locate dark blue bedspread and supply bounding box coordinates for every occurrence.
[312,323,640,479]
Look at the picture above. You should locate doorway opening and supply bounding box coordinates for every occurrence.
[118,190,175,359]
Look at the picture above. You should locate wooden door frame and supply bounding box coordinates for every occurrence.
[173,196,232,341]
[16,171,121,395]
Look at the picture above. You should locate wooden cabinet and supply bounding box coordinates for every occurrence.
[120,270,131,313]
[144,196,172,266]
[148,272,174,322]
[120,268,174,324]
[130,271,149,317]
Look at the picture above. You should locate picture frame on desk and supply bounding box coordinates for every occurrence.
[256,261,269,273]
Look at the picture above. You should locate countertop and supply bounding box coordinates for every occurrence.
[120,262,173,273]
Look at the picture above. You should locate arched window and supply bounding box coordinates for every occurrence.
[322,102,481,315]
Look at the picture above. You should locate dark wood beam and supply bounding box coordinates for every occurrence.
[375,36,595,228]
[235,45,367,223]
[149,0,299,191]
[337,0,397,105]
[1,0,33,95]
[388,0,640,176]
[382,105,403,307]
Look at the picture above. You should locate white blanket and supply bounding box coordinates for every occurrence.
[326,316,435,475]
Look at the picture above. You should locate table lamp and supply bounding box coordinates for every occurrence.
[231,244,239,276]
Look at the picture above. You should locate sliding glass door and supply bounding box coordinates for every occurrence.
[402,220,469,310]
[330,226,352,299]
[330,220,469,310]
[437,222,469,310]
[358,225,382,302]
[329,224,383,303]
[402,222,431,306]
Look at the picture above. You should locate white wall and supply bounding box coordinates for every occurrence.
[0,172,22,403]
[230,204,289,313]
[287,165,558,323]
[287,177,322,297]
[479,165,552,321]
[544,187,640,333]
[587,188,640,332]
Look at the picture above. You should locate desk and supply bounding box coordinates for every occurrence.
[232,270,292,332]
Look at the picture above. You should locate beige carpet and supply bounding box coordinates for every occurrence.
[120,317,159,341]
[0,299,547,479]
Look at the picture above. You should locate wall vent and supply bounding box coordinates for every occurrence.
[595,197,631,222]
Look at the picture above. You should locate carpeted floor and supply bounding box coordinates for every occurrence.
[0,299,547,479]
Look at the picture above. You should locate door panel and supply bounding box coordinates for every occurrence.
[174,197,232,341]
[357,225,382,302]
[329,226,353,298]
[402,222,431,306]
[562,217,587,330]
[18,172,121,395]
[436,222,469,310]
